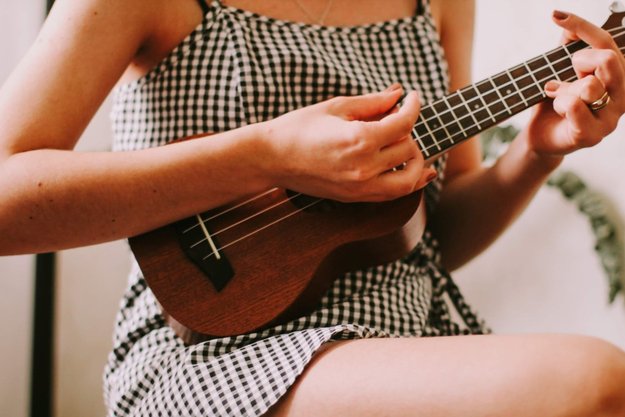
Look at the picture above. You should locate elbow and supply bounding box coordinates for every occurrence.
[0,153,35,255]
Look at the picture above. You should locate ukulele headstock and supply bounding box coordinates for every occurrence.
[606,1,625,52]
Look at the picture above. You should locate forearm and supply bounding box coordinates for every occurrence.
[0,124,271,255]
[0,89,430,255]
[430,129,563,271]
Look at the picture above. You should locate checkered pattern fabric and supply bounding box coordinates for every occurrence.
[105,1,490,416]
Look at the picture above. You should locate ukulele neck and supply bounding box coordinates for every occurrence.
[412,39,589,160]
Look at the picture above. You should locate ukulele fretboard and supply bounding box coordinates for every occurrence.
[413,39,589,159]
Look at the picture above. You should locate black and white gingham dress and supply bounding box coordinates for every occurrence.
[104,1,489,415]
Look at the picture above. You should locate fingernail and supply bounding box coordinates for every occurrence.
[384,83,402,93]
[426,171,438,183]
[545,80,560,93]
[553,10,569,21]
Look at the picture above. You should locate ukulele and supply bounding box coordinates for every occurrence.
[129,5,625,341]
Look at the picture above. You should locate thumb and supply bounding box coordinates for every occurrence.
[335,84,404,121]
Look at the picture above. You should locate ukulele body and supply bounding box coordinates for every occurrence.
[129,188,426,341]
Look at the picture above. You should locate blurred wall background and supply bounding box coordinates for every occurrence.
[458,0,625,348]
[1,3,46,417]
[0,0,623,416]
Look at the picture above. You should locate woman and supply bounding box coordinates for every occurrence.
[1,0,624,415]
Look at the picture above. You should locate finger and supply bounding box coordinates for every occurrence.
[377,136,420,173]
[331,84,404,121]
[366,91,422,148]
[367,158,433,201]
[552,93,606,146]
[570,49,625,101]
[553,10,618,50]
[412,166,439,191]
[545,76,607,104]
[546,78,621,125]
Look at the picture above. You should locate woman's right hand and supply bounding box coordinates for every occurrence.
[258,86,437,203]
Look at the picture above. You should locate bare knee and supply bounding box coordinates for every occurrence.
[583,337,625,416]
[543,335,625,416]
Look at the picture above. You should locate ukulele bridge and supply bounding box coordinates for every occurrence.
[175,215,234,292]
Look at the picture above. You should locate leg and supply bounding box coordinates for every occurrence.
[265,334,625,417]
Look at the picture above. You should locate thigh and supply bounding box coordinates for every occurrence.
[265,334,625,417]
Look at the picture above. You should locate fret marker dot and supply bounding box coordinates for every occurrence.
[506,89,512,94]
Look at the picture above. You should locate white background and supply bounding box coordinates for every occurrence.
[1,1,624,416]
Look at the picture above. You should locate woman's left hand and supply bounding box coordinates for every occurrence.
[525,10,625,157]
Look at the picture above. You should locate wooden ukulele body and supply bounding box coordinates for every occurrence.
[129,189,425,341]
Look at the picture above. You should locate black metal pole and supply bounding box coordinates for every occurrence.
[30,1,57,415]
[30,253,56,417]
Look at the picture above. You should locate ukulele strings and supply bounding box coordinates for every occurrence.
[190,26,625,235]
[192,29,625,257]
[189,26,625,236]
[182,188,279,234]
[415,26,625,150]
[196,29,625,255]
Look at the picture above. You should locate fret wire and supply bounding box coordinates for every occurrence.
[472,82,497,123]
[420,116,441,153]
[562,43,575,61]
[456,90,482,130]
[429,108,450,150]
[522,61,546,100]
[420,51,589,156]
[413,44,579,133]
[442,95,468,137]
[413,130,429,158]
[420,71,579,157]
[542,53,560,79]
[505,69,528,107]
[487,76,513,115]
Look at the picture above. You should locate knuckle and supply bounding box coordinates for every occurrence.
[601,49,620,69]
[350,127,375,153]
[346,165,373,183]
[570,98,588,115]
[574,130,600,148]
[580,80,595,99]
[400,117,415,135]
[328,95,348,110]
[598,30,613,47]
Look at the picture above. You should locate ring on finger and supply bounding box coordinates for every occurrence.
[589,91,611,112]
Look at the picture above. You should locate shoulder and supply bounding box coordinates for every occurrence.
[45,0,205,79]
[429,0,481,179]
[0,0,179,155]
[429,0,475,48]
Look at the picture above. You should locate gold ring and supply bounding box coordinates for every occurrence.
[589,91,611,112]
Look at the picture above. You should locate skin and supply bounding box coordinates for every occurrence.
[1,0,625,415]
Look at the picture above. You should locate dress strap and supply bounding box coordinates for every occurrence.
[197,0,210,15]
[415,0,427,16]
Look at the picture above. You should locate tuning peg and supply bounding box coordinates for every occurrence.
[611,1,625,13]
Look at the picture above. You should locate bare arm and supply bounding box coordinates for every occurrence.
[429,3,624,271]
[0,0,276,253]
[0,0,434,255]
